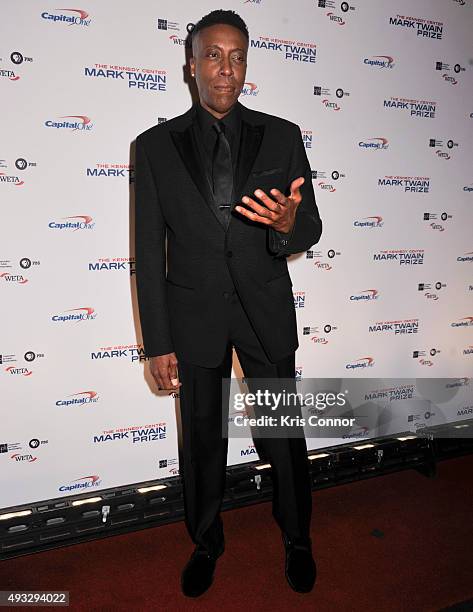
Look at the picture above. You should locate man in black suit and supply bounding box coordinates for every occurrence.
[135,9,322,597]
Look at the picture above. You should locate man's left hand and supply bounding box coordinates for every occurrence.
[235,176,305,234]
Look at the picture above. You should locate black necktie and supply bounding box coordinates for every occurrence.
[212,121,233,222]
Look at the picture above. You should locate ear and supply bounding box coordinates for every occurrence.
[189,57,195,77]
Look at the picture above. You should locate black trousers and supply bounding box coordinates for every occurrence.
[177,289,312,557]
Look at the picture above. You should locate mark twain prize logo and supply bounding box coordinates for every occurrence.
[59,475,101,494]
[238,444,257,458]
[423,212,452,232]
[51,307,97,323]
[359,138,389,150]
[293,291,305,309]
[250,35,316,64]
[435,60,466,85]
[241,82,259,96]
[301,130,313,149]
[418,281,446,301]
[93,422,167,445]
[45,115,93,131]
[316,0,356,25]
[86,163,134,181]
[373,249,424,266]
[369,319,419,335]
[90,343,146,363]
[306,248,341,270]
[389,14,443,40]
[378,176,430,193]
[364,55,395,69]
[88,257,135,275]
[84,64,166,92]
[365,383,414,402]
[41,8,91,27]
[313,85,350,111]
[458,404,473,419]
[429,137,459,160]
[463,345,473,357]
[383,97,436,119]
[350,289,379,302]
[56,391,99,407]
[353,216,383,228]
[0,50,34,81]
[48,215,95,231]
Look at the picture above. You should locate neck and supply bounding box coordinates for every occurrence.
[199,100,236,120]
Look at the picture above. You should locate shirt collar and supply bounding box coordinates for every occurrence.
[196,102,241,139]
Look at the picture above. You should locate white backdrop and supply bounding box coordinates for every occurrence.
[1,0,472,509]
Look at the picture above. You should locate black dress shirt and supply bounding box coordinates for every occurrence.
[195,102,290,247]
[196,102,241,178]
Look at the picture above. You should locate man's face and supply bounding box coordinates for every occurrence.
[190,23,248,119]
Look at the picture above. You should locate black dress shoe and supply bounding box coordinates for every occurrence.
[181,545,222,598]
[282,533,317,593]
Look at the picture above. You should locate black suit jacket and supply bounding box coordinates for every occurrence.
[134,102,322,367]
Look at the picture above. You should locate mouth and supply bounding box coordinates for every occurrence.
[214,85,235,93]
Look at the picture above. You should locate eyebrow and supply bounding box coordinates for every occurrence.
[203,44,246,53]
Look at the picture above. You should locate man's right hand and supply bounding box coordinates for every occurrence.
[150,353,181,390]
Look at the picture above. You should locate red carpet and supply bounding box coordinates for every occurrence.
[1,454,473,611]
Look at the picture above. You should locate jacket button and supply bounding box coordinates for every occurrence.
[226,250,233,258]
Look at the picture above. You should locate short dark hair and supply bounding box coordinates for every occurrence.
[191,9,249,44]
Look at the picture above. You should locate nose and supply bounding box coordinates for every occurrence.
[219,55,233,76]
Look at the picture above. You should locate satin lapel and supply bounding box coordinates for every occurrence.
[232,120,265,212]
[169,124,225,230]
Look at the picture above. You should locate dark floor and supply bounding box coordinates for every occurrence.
[1,454,473,611]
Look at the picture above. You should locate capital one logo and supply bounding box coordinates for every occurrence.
[41,9,91,27]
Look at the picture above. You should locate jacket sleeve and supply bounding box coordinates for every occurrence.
[268,124,322,256]
[134,135,174,357]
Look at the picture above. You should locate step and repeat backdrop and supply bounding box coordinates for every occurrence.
[1,0,472,509]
